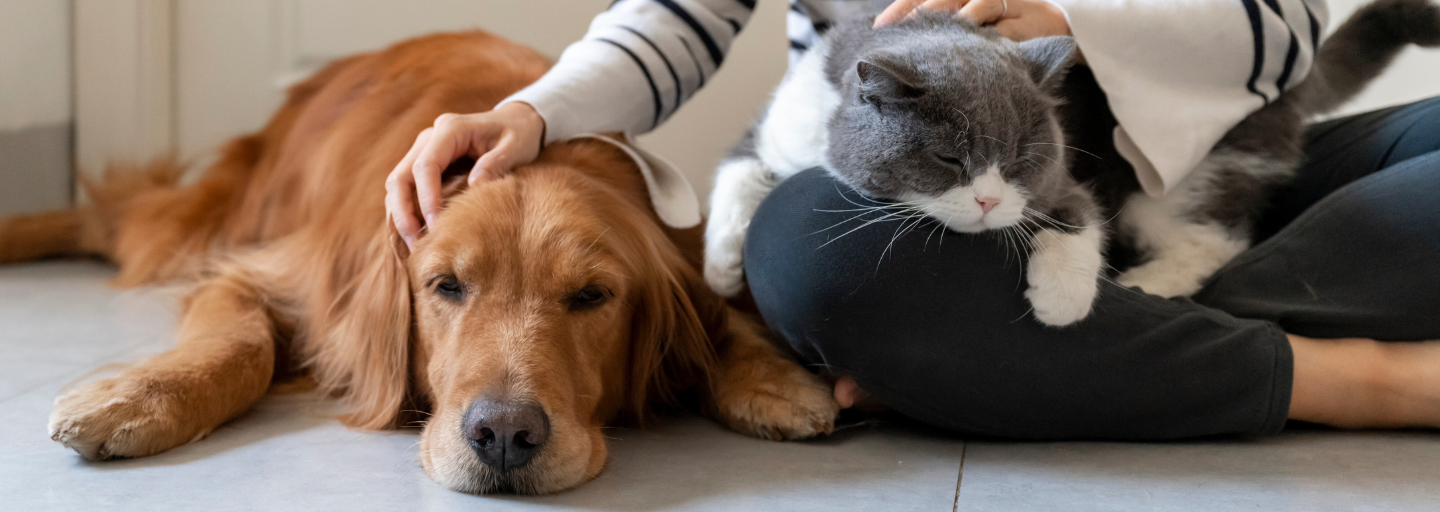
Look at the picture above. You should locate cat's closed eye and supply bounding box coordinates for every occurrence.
[933,153,966,169]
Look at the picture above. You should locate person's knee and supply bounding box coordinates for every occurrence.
[741,168,1031,364]
[742,169,873,361]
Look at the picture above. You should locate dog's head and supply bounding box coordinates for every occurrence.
[326,140,723,494]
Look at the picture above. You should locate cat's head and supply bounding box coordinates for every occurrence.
[825,18,1077,233]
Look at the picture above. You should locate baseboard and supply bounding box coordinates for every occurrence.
[0,123,73,216]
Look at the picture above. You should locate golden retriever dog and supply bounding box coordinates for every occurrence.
[0,31,838,494]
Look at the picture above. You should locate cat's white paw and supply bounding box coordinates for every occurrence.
[1117,261,1206,298]
[1024,228,1103,327]
[706,158,778,297]
[704,254,746,297]
[1116,199,1247,298]
[703,206,749,297]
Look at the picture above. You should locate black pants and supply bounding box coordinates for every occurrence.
[744,97,1440,440]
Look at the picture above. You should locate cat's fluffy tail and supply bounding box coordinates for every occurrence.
[1292,0,1440,115]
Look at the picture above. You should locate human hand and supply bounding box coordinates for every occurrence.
[384,101,545,249]
[874,0,1072,42]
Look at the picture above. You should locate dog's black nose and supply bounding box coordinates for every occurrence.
[462,398,549,473]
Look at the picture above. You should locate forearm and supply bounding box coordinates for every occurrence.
[1044,0,1328,195]
[501,0,755,144]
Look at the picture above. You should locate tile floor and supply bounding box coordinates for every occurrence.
[1,261,1436,511]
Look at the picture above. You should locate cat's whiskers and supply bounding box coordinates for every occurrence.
[1022,208,1087,230]
[997,224,1027,269]
[834,183,903,208]
[1018,221,1041,253]
[1021,151,1063,167]
[811,186,914,235]
[1005,225,1030,289]
[816,206,916,239]
[997,227,1013,265]
[971,134,1011,168]
[951,108,973,135]
[1015,156,1051,175]
[1024,142,1101,160]
[811,206,908,237]
[923,212,948,249]
[1022,207,1116,232]
[876,208,933,271]
[817,204,923,249]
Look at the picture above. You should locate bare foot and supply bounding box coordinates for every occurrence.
[833,376,870,409]
[1290,335,1440,428]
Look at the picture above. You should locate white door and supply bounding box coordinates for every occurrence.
[77,0,790,200]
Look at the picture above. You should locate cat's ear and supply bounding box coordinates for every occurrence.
[1017,36,1077,93]
[856,52,925,104]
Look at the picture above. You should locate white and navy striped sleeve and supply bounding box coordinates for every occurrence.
[500,0,757,144]
[1045,0,1329,196]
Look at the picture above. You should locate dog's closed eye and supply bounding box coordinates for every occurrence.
[430,275,466,302]
[567,285,609,312]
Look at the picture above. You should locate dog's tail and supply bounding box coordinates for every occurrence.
[0,159,184,266]
[1291,0,1440,115]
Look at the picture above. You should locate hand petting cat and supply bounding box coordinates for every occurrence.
[875,0,1073,43]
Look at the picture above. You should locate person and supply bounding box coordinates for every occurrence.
[385,0,1440,439]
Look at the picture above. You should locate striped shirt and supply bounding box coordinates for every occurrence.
[502,0,1329,195]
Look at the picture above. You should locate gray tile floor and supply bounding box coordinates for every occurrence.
[2,261,1436,511]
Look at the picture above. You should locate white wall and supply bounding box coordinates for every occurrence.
[0,0,73,215]
[82,0,1440,207]
[1328,0,1440,117]
[170,0,787,201]
[0,0,72,132]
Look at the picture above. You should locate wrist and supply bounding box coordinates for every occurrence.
[492,100,541,146]
[499,101,547,148]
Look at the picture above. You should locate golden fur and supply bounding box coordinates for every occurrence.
[1,31,838,494]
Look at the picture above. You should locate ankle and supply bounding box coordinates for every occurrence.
[1370,341,1440,426]
[1288,336,1421,428]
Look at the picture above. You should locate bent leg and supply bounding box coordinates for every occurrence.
[1195,151,1440,340]
[1196,96,1440,340]
[1254,97,1440,240]
[49,273,278,459]
[745,169,1292,440]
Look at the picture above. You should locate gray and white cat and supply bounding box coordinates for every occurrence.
[705,0,1440,326]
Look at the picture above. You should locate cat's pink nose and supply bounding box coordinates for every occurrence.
[976,196,1000,215]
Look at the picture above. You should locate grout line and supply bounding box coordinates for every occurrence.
[952,440,967,512]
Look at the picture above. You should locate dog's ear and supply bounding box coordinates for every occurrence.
[437,155,477,206]
[316,227,414,430]
[625,237,724,422]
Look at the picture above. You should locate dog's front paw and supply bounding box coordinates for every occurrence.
[715,366,839,441]
[49,377,202,460]
[1025,229,1103,327]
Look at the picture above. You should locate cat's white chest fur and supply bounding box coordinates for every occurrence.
[703,40,842,296]
[754,40,841,179]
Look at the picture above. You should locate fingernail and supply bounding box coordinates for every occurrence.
[403,235,415,250]
[424,214,436,228]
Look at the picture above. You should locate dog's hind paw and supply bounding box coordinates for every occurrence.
[48,377,203,461]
